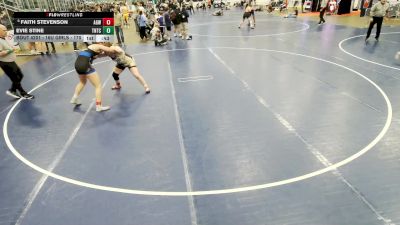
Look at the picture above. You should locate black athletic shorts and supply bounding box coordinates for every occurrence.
[75,55,95,75]
[115,54,136,70]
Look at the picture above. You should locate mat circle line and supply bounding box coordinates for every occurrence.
[3,47,392,196]
[338,32,400,71]
[188,19,310,37]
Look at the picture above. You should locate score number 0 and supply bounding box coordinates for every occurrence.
[102,18,114,26]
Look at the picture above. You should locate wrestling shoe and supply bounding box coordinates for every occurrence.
[20,93,34,99]
[145,87,151,94]
[111,84,122,90]
[70,97,81,105]
[96,105,110,112]
[6,90,21,99]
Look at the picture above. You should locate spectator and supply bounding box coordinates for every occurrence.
[365,0,389,42]
[45,42,56,54]
[137,11,148,40]
[114,8,125,45]
[318,0,328,24]
[179,6,191,40]
[0,24,34,99]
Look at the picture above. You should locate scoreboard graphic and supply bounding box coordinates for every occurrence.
[13,12,114,42]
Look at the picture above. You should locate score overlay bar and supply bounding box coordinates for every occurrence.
[13,12,114,42]
[13,35,112,42]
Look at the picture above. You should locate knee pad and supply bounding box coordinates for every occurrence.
[112,72,120,81]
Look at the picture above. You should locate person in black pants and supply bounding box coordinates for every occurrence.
[365,0,389,42]
[318,0,327,24]
[45,42,56,54]
[138,11,148,40]
[0,24,34,99]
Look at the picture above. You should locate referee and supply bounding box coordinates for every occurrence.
[365,0,389,42]
[0,24,34,99]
